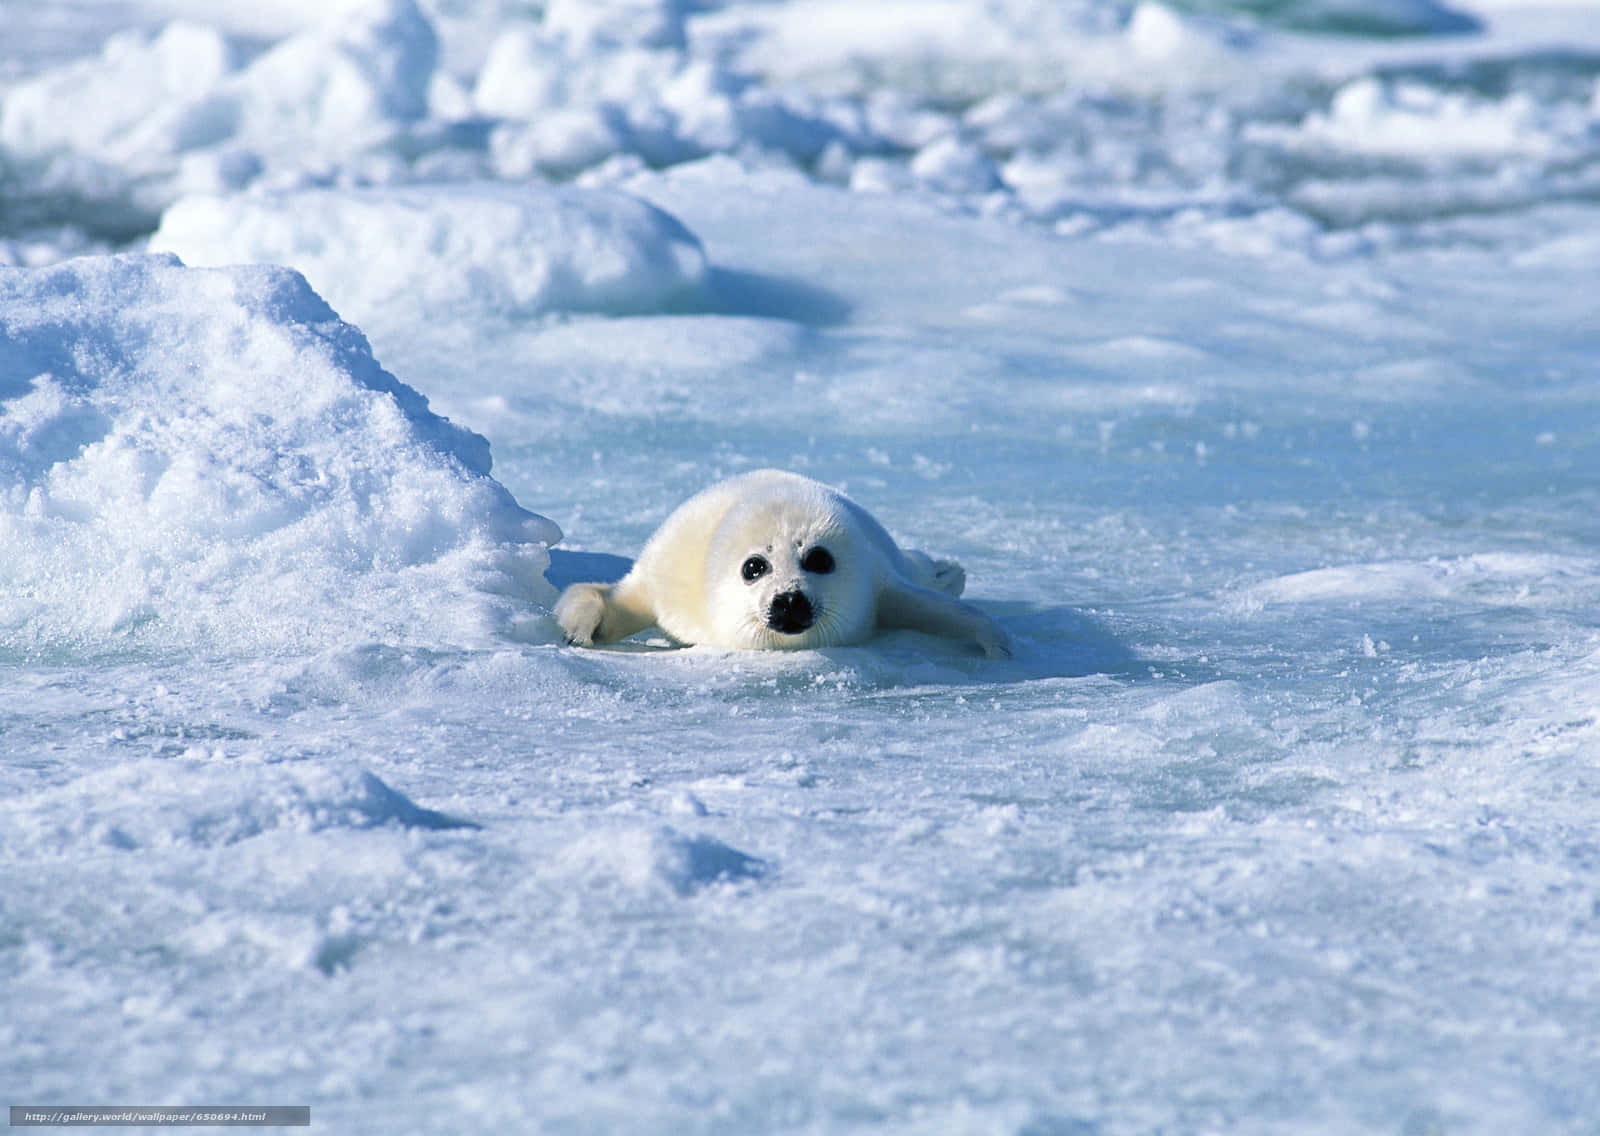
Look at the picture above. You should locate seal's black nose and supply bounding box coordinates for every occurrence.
[766,590,815,634]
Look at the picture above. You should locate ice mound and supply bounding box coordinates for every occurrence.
[1233,74,1600,228]
[470,12,860,177]
[1266,77,1584,163]
[151,183,709,329]
[5,761,475,859]
[219,0,436,146]
[0,253,559,657]
[544,0,689,51]
[0,23,240,169]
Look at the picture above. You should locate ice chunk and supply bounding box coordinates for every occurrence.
[488,108,632,180]
[469,20,850,171]
[225,0,438,150]
[151,182,709,328]
[0,253,559,656]
[0,22,239,167]
[1302,77,1566,161]
[910,135,1003,195]
[544,0,688,52]
[471,23,685,121]
[0,1,439,215]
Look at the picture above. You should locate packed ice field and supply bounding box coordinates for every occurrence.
[3,0,1600,1131]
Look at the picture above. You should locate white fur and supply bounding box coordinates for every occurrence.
[555,469,1011,657]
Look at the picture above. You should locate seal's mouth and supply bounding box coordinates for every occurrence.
[766,590,816,634]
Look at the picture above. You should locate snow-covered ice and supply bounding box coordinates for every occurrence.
[3,0,1600,1132]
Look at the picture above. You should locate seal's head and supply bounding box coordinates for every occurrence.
[705,484,877,650]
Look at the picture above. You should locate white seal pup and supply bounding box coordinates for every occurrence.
[555,469,1011,658]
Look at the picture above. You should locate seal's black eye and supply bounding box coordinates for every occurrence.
[801,546,835,575]
[741,555,770,582]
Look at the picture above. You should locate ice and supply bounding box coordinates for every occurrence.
[543,0,689,52]
[4,0,1600,1131]
[488,107,632,180]
[151,182,710,328]
[6,0,1599,256]
[1310,76,1561,159]
[0,22,240,163]
[0,0,442,242]
[909,135,1004,195]
[468,17,855,174]
[221,0,437,145]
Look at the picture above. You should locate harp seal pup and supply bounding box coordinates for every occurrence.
[554,469,1011,658]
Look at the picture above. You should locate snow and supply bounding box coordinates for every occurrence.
[0,253,558,657]
[4,0,1600,1131]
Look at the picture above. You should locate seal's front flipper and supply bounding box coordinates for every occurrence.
[877,581,1012,659]
[555,580,657,646]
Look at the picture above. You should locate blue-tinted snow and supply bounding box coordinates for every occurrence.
[3,0,1600,1132]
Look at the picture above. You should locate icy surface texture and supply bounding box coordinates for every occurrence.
[3,0,1600,1132]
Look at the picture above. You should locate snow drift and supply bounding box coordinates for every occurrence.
[0,252,559,657]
